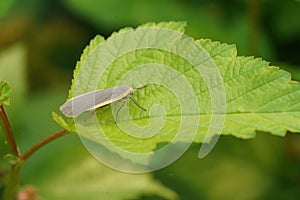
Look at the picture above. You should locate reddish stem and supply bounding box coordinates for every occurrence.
[0,105,19,157]
[20,130,68,160]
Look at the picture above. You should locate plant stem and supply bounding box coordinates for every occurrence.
[1,104,69,198]
[1,130,69,199]
[20,130,68,161]
[2,159,23,200]
[0,105,19,157]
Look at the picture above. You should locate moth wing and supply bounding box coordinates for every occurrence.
[60,85,131,117]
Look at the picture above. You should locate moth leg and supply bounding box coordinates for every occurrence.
[134,85,146,90]
[115,100,127,123]
[130,97,146,111]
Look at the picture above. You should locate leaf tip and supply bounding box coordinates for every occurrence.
[0,81,11,106]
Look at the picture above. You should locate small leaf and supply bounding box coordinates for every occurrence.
[52,112,75,133]
[0,81,11,106]
[4,153,19,165]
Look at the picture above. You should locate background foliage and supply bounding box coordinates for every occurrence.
[0,0,299,199]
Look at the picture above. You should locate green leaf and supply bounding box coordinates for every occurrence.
[0,81,11,106]
[55,21,300,167]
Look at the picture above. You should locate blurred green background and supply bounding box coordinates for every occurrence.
[0,0,300,199]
